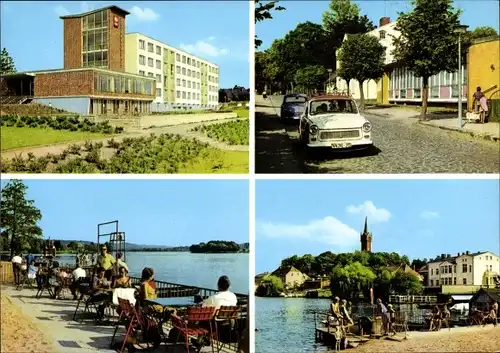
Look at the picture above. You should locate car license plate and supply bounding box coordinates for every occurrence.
[332,143,352,149]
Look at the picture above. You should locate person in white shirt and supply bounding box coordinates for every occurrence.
[11,254,23,285]
[203,275,238,310]
[70,265,87,300]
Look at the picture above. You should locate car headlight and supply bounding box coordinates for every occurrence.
[309,125,319,135]
[362,122,372,132]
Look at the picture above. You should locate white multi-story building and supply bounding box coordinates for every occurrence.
[125,32,220,111]
[426,251,500,287]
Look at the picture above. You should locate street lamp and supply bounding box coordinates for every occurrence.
[453,24,469,128]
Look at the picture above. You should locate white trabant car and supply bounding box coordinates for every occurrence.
[298,94,373,151]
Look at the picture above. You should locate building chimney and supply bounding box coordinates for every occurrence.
[447,254,451,258]
[441,253,445,259]
[379,17,391,27]
[457,253,460,256]
[466,251,470,255]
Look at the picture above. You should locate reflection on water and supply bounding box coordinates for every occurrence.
[53,252,249,294]
[256,298,462,353]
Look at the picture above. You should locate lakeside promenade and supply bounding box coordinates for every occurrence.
[0,285,231,353]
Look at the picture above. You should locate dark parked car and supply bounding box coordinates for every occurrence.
[280,93,308,123]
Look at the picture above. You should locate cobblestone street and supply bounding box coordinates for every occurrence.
[255,96,500,174]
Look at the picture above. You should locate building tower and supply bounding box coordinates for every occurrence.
[360,217,372,252]
[60,6,129,72]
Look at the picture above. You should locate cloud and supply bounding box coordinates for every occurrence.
[208,36,216,41]
[346,201,392,223]
[129,6,160,21]
[420,211,439,220]
[54,5,70,16]
[180,39,229,58]
[257,216,359,247]
[80,1,93,13]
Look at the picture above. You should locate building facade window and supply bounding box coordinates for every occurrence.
[182,55,186,63]
[148,43,154,52]
[462,264,467,272]
[148,58,153,67]
[156,60,161,69]
[176,66,181,74]
[156,88,162,97]
[139,55,145,65]
[176,90,181,98]
[139,39,145,50]
[156,45,161,55]
[148,72,154,77]
[156,74,161,83]
[463,278,467,285]
[139,70,145,76]
[182,68,186,75]
[82,10,108,68]
[176,78,181,86]
[182,91,186,99]
[176,53,180,61]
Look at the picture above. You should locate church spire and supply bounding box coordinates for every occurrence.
[360,217,372,252]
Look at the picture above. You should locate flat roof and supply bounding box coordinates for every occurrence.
[7,67,155,81]
[60,5,130,19]
[126,32,219,68]
[1,72,36,78]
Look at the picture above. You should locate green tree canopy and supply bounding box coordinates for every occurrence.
[255,275,284,296]
[337,33,386,109]
[322,0,375,71]
[0,48,16,74]
[330,262,376,300]
[294,65,329,93]
[390,271,423,295]
[1,179,43,256]
[392,0,461,120]
[255,0,285,48]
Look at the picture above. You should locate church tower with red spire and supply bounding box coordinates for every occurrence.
[360,217,372,252]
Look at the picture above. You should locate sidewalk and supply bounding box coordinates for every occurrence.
[365,107,499,142]
[1,285,223,353]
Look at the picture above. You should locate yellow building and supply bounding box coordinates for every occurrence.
[467,35,500,119]
[271,266,310,289]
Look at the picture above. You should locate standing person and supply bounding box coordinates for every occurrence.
[375,298,390,335]
[96,244,115,281]
[112,253,129,281]
[25,252,34,267]
[329,297,344,324]
[472,86,488,123]
[11,253,23,285]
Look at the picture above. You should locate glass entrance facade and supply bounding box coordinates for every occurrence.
[82,9,109,68]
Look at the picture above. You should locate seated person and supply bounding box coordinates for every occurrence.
[203,275,238,310]
[114,266,131,288]
[70,264,87,300]
[137,267,163,314]
[340,299,354,327]
[89,267,112,319]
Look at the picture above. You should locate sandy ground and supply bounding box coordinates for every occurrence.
[0,291,59,353]
[349,326,500,353]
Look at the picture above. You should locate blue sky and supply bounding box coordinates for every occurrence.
[1,179,249,246]
[0,1,249,88]
[256,0,500,50]
[256,179,500,274]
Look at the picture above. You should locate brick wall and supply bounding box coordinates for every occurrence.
[108,9,126,72]
[34,70,155,99]
[35,71,94,96]
[63,18,82,69]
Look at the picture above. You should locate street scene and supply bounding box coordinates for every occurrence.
[1,1,249,173]
[255,0,500,174]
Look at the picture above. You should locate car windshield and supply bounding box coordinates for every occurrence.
[309,99,358,115]
[284,96,307,104]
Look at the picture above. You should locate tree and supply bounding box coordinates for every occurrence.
[255,275,284,296]
[468,26,498,40]
[390,271,423,295]
[322,0,375,71]
[255,0,285,48]
[330,262,376,300]
[0,179,43,256]
[337,33,386,110]
[0,48,16,74]
[392,0,461,120]
[294,65,329,93]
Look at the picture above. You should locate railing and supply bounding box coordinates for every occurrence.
[389,295,438,303]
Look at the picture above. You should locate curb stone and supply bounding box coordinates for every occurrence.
[418,121,500,143]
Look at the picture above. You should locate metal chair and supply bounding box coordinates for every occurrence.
[35,275,54,299]
[214,306,241,352]
[172,306,217,353]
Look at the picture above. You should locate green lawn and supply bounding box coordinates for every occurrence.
[1,127,106,150]
[234,108,249,119]
[179,150,248,174]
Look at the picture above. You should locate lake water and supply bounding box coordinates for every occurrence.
[53,252,249,294]
[255,298,438,353]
